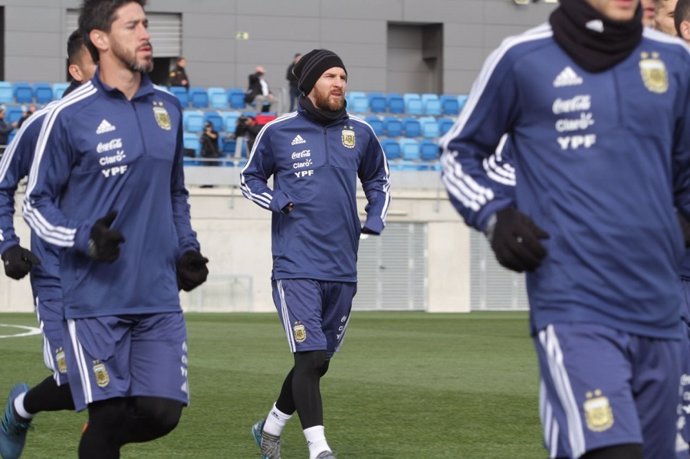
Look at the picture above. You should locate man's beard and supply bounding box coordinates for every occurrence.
[313,88,344,112]
[112,40,154,73]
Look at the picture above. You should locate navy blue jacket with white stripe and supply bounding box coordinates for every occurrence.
[0,104,63,302]
[23,71,199,319]
[240,107,391,282]
[441,25,690,339]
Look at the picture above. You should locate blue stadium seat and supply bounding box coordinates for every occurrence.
[221,137,237,156]
[183,110,205,133]
[419,116,440,138]
[440,94,460,115]
[386,93,405,114]
[381,138,401,161]
[227,88,246,109]
[402,117,421,138]
[5,105,23,124]
[348,91,368,114]
[419,139,440,161]
[457,95,468,111]
[364,115,385,137]
[383,117,403,137]
[207,87,229,109]
[421,94,442,116]
[183,132,200,165]
[204,111,223,132]
[403,93,423,115]
[219,110,241,133]
[169,86,189,107]
[367,92,387,113]
[52,82,70,101]
[13,83,33,104]
[188,87,209,108]
[399,138,420,161]
[33,83,54,104]
[0,82,13,104]
[438,117,455,136]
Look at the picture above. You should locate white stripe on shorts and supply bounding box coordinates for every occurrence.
[277,280,296,352]
[538,325,585,458]
[67,319,93,406]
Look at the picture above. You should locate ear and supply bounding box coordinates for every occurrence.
[68,64,83,83]
[89,29,108,52]
[682,20,690,42]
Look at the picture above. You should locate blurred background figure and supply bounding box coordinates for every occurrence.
[286,53,302,112]
[245,65,274,113]
[169,56,190,89]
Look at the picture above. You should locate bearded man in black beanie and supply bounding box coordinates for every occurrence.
[440,0,690,458]
[241,49,390,459]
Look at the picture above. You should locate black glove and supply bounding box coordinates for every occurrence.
[1,244,41,280]
[361,226,378,235]
[87,211,125,263]
[176,250,209,292]
[487,207,549,273]
[679,213,690,247]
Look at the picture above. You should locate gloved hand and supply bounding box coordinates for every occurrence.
[487,207,549,273]
[679,212,690,247]
[87,211,125,263]
[176,250,209,292]
[1,244,41,280]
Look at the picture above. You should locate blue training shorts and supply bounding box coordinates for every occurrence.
[35,296,69,386]
[535,322,686,459]
[63,312,189,412]
[272,279,356,357]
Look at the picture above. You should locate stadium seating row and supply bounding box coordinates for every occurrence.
[0,82,70,105]
[0,81,468,120]
[364,115,455,139]
[347,91,467,116]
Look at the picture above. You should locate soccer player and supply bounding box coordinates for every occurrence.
[0,29,96,459]
[22,1,209,457]
[241,49,390,459]
[440,0,690,458]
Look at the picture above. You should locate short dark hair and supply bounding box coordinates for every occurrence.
[78,0,146,62]
[676,0,690,36]
[67,29,85,65]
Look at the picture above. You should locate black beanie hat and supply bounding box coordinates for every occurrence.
[293,49,347,95]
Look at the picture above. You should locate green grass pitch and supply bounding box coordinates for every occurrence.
[0,311,543,458]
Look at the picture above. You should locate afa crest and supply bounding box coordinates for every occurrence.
[293,323,307,343]
[153,101,172,130]
[639,51,668,94]
[56,348,67,374]
[583,390,614,432]
[93,361,110,388]
[342,128,355,149]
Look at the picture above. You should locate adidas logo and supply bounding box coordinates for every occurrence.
[96,119,116,135]
[291,134,306,146]
[553,66,583,88]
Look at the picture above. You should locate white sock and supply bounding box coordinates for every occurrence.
[262,402,292,436]
[304,425,330,459]
[13,392,33,419]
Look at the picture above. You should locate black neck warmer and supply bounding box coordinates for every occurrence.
[299,95,347,126]
[549,0,643,73]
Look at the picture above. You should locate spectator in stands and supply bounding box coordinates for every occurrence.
[24,1,208,457]
[0,106,14,152]
[168,56,190,89]
[233,115,262,153]
[242,48,390,459]
[286,53,302,111]
[16,104,36,130]
[244,65,275,113]
[441,0,690,457]
[0,28,96,459]
[200,121,221,166]
[654,0,677,34]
